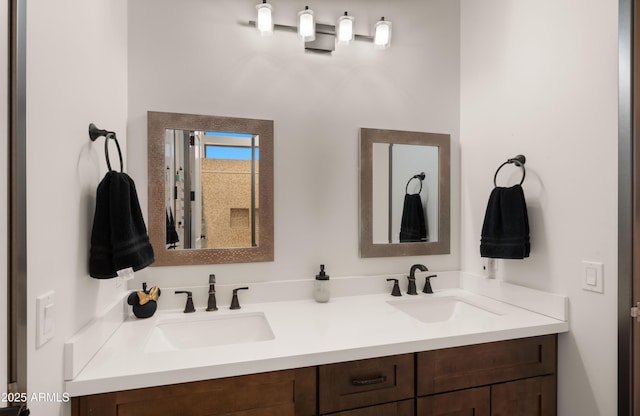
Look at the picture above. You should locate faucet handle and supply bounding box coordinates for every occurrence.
[386,279,402,296]
[174,290,196,313]
[422,274,437,294]
[230,287,249,310]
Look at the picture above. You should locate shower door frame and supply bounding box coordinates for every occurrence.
[8,0,27,406]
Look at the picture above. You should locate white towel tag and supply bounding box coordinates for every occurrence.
[116,267,135,281]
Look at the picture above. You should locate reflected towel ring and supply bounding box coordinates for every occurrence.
[405,172,426,194]
[493,154,526,187]
[89,123,124,172]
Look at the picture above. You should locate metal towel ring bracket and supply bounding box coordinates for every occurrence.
[89,123,124,172]
[493,154,526,187]
[405,172,426,194]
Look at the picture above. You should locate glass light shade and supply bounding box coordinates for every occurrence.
[374,18,392,49]
[298,7,315,42]
[337,12,354,45]
[256,2,273,36]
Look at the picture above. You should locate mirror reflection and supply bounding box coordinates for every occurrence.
[165,129,260,250]
[360,128,450,258]
[372,143,439,244]
[148,111,273,266]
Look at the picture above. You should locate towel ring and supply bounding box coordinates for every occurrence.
[405,172,425,194]
[89,123,123,172]
[493,155,526,187]
[104,133,123,172]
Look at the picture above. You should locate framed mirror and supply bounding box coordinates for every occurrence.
[359,128,450,257]
[148,111,274,265]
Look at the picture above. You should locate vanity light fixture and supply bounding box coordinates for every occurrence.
[374,17,392,50]
[336,11,354,45]
[256,0,274,36]
[298,6,315,42]
[250,5,390,52]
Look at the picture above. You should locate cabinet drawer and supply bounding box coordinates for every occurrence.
[319,354,414,414]
[327,399,414,416]
[417,386,490,416]
[417,335,556,395]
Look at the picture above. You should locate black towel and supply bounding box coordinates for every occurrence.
[166,208,179,245]
[399,193,427,242]
[480,185,530,259]
[90,171,155,278]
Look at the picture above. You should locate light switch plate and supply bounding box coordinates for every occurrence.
[581,261,604,293]
[36,291,55,348]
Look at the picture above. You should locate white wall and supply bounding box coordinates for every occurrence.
[26,0,128,414]
[128,0,461,288]
[460,1,619,415]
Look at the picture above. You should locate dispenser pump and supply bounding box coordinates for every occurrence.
[316,264,329,280]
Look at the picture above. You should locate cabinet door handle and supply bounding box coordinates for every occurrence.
[351,375,387,386]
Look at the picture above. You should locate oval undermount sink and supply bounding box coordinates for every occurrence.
[387,296,502,323]
[144,312,275,353]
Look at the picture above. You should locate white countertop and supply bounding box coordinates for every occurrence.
[65,283,569,397]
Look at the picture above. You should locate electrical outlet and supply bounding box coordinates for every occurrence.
[483,258,497,278]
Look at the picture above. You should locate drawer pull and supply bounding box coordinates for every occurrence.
[351,375,387,386]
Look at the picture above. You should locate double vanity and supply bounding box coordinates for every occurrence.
[67,272,568,416]
[68,113,566,415]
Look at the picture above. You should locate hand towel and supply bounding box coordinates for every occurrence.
[166,208,179,245]
[90,171,155,278]
[480,185,530,259]
[400,193,428,242]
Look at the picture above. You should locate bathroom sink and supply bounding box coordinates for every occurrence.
[387,296,501,324]
[144,312,275,353]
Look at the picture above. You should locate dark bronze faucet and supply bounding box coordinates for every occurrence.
[408,264,429,295]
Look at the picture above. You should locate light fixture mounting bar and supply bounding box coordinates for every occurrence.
[247,21,374,41]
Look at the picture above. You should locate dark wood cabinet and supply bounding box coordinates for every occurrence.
[72,335,558,416]
[417,335,557,416]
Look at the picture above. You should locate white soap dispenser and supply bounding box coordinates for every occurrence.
[314,264,330,303]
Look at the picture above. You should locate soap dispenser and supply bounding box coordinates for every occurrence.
[314,264,330,303]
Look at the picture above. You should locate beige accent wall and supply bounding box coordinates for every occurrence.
[201,158,259,248]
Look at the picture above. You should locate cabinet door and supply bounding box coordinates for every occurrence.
[491,375,556,416]
[72,367,316,416]
[318,354,414,414]
[327,399,414,416]
[417,386,490,416]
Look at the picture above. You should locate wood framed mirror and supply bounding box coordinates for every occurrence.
[359,128,450,257]
[148,111,274,265]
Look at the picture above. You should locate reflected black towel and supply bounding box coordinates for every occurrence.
[400,193,427,242]
[166,208,179,245]
[480,185,530,259]
[90,171,155,278]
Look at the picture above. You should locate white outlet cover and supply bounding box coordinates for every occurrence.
[581,261,604,293]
